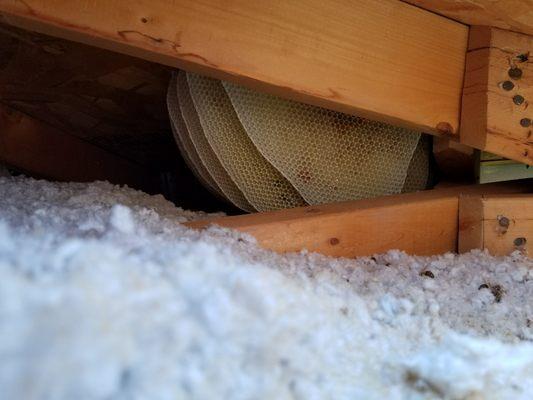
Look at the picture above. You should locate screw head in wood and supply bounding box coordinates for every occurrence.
[509,67,523,79]
[520,118,532,128]
[501,81,515,91]
[498,216,510,228]
[513,95,525,105]
[514,237,527,247]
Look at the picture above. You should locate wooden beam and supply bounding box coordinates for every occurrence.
[0,0,468,135]
[459,194,533,255]
[187,182,532,258]
[404,1,533,36]
[0,105,156,190]
[461,26,533,165]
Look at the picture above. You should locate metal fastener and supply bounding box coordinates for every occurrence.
[513,95,525,105]
[514,237,527,247]
[501,80,515,91]
[498,216,510,228]
[509,67,523,79]
[520,118,532,128]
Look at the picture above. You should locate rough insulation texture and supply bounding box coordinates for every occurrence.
[1,177,533,399]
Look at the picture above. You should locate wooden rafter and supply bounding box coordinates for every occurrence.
[0,0,468,136]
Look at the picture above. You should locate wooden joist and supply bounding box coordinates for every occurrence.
[0,0,468,136]
[404,1,533,36]
[0,105,156,190]
[461,26,533,165]
[187,182,532,258]
[459,194,533,256]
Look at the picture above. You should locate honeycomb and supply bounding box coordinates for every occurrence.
[186,72,306,212]
[166,73,225,200]
[167,70,431,212]
[175,72,255,212]
[402,134,431,193]
[224,81,421,204]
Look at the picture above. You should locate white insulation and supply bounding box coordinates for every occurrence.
[1,177,533,399]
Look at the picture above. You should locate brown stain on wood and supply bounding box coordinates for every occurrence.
[329,237,340,246]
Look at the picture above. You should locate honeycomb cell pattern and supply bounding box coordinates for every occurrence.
[167,70,431,212]
[186,72,306,212]
[223,81,422,204]
[175,71,255,212]
[166,73,226,201]
[402,134,430,193]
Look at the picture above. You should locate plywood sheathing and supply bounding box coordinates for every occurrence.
[0,23,173,166]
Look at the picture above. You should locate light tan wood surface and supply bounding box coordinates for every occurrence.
[187,182,532,258]
[405,0,533,36]
[459,194,533,256]
[461,26,533,165]
[0,0,468,135]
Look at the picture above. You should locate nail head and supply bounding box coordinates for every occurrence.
[514,237,527,247]
[520,118,532,128]
[513,95,525,105]
[502,81,515,91]
[509,67,523,79]
[498,216,510,228]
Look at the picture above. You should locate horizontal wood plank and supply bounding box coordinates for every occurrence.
[404,1,533,36]
[0,0,468,135]
[187,182,532,258]
[0,105,156,190]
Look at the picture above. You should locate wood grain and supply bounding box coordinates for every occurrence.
[405,0,533,36]
[459,194,533,256]
[0,105,155,190]
[187,182,532,258]
[461,26,533,165]
[0,0,468,135]
[0,22,173,166]
[458,196,484,253]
